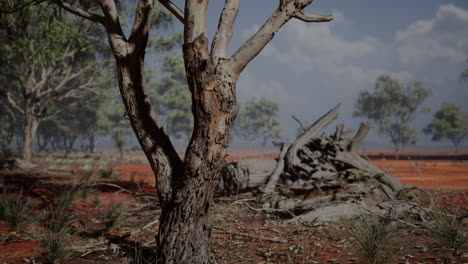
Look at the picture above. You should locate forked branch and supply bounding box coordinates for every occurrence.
[52,0,104,23]
[230,0,333,75]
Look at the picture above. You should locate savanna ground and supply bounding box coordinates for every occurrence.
[0,150,467,264]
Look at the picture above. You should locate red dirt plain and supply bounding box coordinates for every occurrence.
[0,150,467,263]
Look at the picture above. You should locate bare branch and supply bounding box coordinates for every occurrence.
[52,0,105,24]
[0,0,43,14]
[230,1,333,75]
[157,0,184,23]
[292,115,306,132]
[2,91,24,114]
[129,0,154,52]
[184,0,208,43]
[211,0,239,59]
[293,11,333,23]
[231,7,288,75]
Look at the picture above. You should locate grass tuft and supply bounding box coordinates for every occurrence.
[348,213,398,264]
[41,232,75,264]
[100,168,115,179]
[0,182,36,233]
[428,207,467,251]
[102,200,126,232]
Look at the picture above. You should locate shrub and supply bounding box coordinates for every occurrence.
[41,232,74,264]
[0,183,36,233]
[102,200,126,232]
[348,213,398,264]
[428,207,467,251]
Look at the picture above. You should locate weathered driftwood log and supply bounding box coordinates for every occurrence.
[218,105,413,224]
[216,159,276,195]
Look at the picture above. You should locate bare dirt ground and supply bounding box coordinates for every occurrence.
[0,151,467,264]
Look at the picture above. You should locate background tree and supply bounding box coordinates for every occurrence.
[235,97,282,147]
[461,58,468,83]
[423,103,468,152]
[0,103,16,157]
[0,4,105,161]
[152,55,193,141]
[354,75,431,158]
[39,0,334,262]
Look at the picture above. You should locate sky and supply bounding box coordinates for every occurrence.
[167,0,468,149]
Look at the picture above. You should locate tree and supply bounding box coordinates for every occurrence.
[0,103,16,157]
[35,0,333,262]
[354,75,431,158]
[152,55,193,141]
[0,4,105,161]
[235,97,282,147]
[424,103,468,152]
[461,58,468,83]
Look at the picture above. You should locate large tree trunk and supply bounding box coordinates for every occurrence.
[22,113,39,161]
[157,35,237,264]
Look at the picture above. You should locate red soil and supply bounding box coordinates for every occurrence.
[372,159,468,190]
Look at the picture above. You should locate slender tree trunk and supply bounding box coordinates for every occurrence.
[156,35,237,263]
[88,133,95,153]
[22,113,39,161]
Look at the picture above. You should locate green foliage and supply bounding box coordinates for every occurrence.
[235,97,282,147]
[112,128,129,157]
[152,55,193,141]
[461,58,468,83]
[102,200,126,232]
[0,2,110,158]
[100,167,116,179]
[42,232,75,264]
[428,207,467,251]
[348,214,398,264]
[0,188,36,233]
[354,75,431,155]
[424,103,468,151]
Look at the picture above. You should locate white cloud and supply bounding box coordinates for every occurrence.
[236,5,468,143]
[396,4,468,68]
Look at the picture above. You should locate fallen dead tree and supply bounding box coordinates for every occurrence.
[217,105,431,224]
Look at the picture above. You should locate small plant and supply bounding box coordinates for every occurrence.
[102,200,126,232]
[124,242,155,264]
[56,185,80,210]
[45,207,78,235]
[41,232,75,264]
[348,213,397,264]
[0,183,36,232]
[100,167,115,179]
[428,207,467,251]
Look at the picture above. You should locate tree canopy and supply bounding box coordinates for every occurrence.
[235,97,282,147]
[424,103,468,151]
[354,75,431,157]
[0,3,107,160]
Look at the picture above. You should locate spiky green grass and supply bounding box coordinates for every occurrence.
[349,213,398,264]
[102,200,126,232]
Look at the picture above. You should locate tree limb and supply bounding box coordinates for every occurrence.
[0,0,43,14]
[2,91,24,114]
[211,0,239,59]
[129,0,154,54]
[52,0,105,24]
[230,0,333,75]
[183,0,208,43]
[157,0,184,23]
[293,11,333,23]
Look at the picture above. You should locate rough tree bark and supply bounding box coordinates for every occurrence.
[22,113,39,161]
[52,0,333,263]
